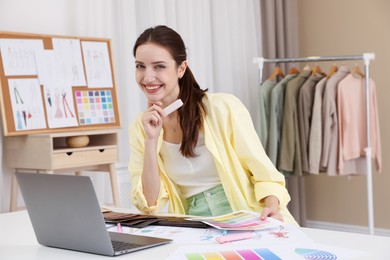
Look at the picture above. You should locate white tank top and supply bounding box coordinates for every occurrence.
[160,134,221,198]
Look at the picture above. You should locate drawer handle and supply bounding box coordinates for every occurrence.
[66,152,73,156]
[99,149,105,153]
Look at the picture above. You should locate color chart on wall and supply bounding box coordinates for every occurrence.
[75,90,115,125]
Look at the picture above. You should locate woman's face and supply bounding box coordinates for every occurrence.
[135,43,186,105]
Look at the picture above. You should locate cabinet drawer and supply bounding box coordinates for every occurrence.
[52,148,117,169]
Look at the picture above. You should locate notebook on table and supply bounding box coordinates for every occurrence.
[15,172,172,256]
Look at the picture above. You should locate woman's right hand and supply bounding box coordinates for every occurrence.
[141,101,165,140]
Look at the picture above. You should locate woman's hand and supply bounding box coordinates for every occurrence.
[141,101,165,140]
[260,195,284,222]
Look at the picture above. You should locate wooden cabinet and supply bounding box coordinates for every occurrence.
[5,129,120,211]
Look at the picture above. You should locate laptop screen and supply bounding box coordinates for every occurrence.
[15,172,172,256]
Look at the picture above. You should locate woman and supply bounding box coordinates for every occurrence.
[129,25,298,226]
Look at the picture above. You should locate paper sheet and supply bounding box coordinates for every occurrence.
[166,243,368,260]
[186,210,283,231]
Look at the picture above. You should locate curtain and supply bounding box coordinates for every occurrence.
[0,0,262,212]
[260,0,299,76]
[259,0,304,226]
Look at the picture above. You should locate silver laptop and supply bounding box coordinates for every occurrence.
[15,172,172,256]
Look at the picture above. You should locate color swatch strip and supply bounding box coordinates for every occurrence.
[195,210,271,230]
[185,248,282,260]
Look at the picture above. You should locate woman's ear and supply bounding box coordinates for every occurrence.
[179,61,188,78]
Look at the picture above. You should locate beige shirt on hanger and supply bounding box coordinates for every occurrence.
[320,65,350,175]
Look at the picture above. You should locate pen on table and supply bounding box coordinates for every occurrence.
[215,231,258,244]
[116,223,123,233]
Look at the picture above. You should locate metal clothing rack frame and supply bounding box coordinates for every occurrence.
[253,53,376,235]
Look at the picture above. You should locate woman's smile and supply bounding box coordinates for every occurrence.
[144,84,163,93]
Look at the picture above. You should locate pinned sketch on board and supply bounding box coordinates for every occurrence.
[81,41,113,88]
[0,39,44,76]
[34,49,57,84]
[34,50,78,128]
[52,38,86,86]
[8,78,46,131]
[43,82,78,128]
[35,40,86,86]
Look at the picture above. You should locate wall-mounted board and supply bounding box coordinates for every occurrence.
[0,31,121,136]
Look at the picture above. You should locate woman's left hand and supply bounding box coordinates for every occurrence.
[259,195,284,222]
[260,207,284,222]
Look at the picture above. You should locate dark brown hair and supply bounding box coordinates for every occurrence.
[133,25,207,157]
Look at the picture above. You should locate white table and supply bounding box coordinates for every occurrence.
[1,210,390,259]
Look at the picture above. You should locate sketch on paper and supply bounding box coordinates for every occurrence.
[8,78,46,131]
[52,38,86,86]
[0,39,44,76]
[34,50,57,85]
[43,81,78,129]
[81,41,113,88]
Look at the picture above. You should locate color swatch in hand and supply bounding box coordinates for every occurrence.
[186,210,282,231]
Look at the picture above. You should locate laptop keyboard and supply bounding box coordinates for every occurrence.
[112,240,145,251]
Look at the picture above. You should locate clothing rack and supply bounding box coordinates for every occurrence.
[253,53,376,235]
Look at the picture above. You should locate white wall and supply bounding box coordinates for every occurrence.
[0,0,262,213]
[0,0,139,211]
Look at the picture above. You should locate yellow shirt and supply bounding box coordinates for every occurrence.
[128,92,298,226]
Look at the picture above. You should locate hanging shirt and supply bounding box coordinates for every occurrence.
[337,74,382,175]
[257,80,276,148]
[308,76,327,174]
[278,70,311,176]
[321,65,349,175]
[298,72,326,173]
[268,74,297,167]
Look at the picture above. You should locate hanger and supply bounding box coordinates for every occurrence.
[352,63,365,78]
[303,63,311,71]
[326,64,338,79]
[288,66,300,75]
[268,66,285,81]
[311,64,322,76]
